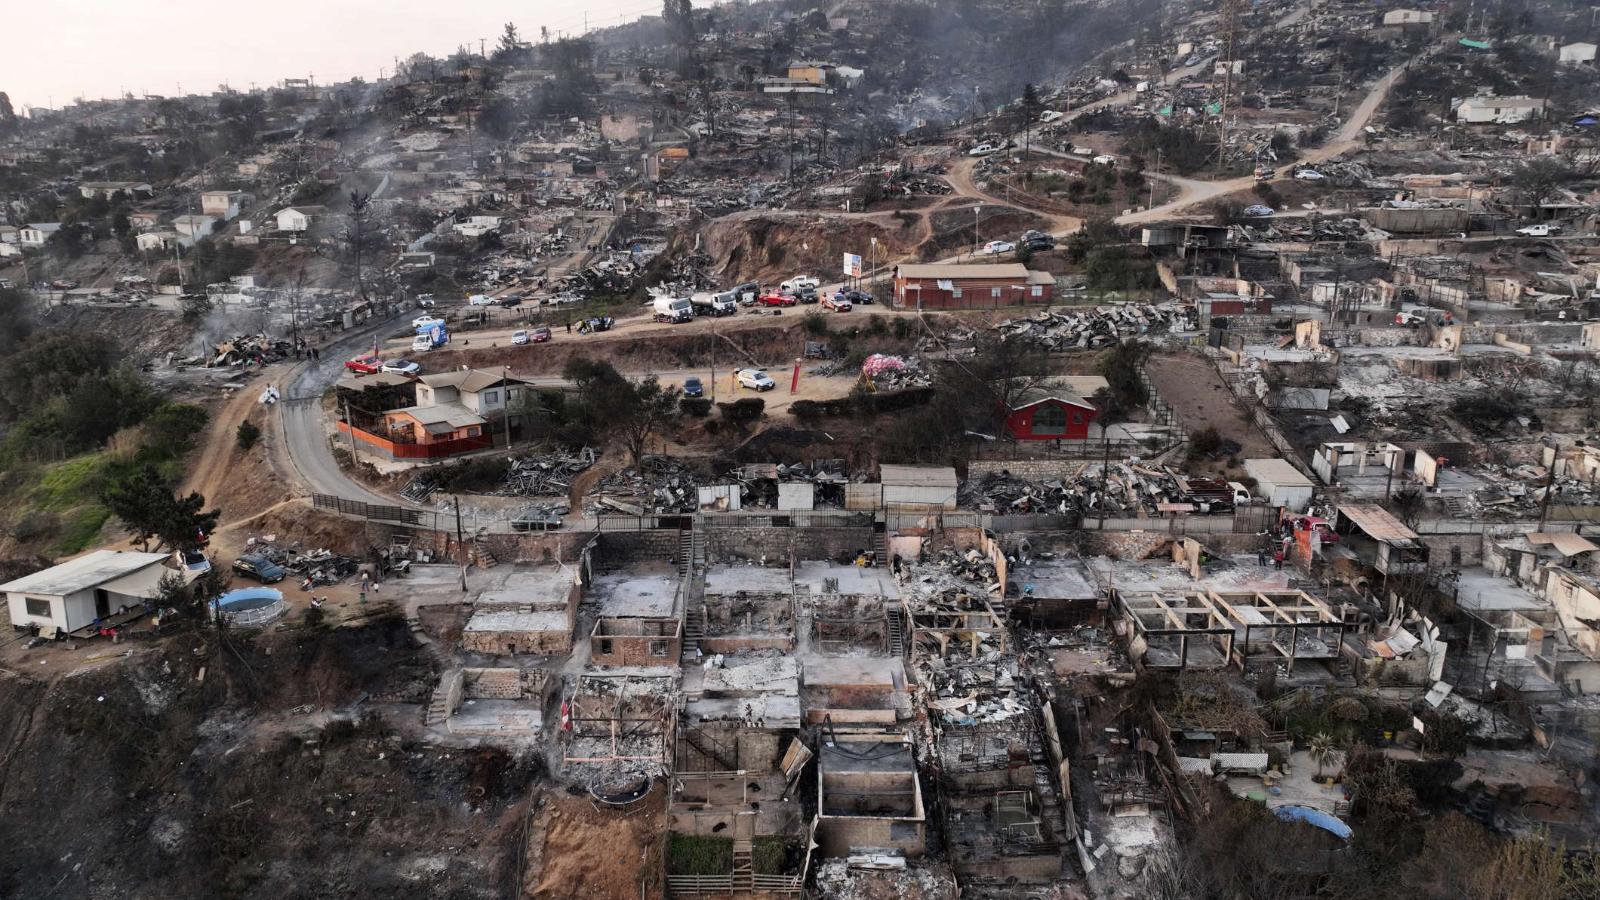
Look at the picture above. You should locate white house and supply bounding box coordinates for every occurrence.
[172,214,218,246]
[1455,96,1548,124]
[453,215,503,238]
[19,223,62,246]
[77,181,153,200]
[275,205,327,232]
[1560,42,1598,65]
[201,190,251,220]
[136,231,179,253]
[1382,8,1433,26]
[2,550,174,635]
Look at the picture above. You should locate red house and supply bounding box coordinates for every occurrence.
[1003,377,1105,441]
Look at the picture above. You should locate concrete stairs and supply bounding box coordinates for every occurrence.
[424,684,452,726]
[677,530,693,576]
[886,607,906,658]
[873,529,888,566]
[682,605,704,662]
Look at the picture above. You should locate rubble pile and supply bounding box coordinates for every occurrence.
[860,354,932,389]
[209,334,294,367]
[1465,464,1600,517]
[246,541,362,587]
[591,455,701,514]
[995,303,1197,350]
[494,448,596,497]
[958,471,1086,516]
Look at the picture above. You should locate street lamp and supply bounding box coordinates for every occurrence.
[870,237,879,303]
[973,205,982,256]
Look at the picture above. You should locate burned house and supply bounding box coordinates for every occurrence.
[1118,587,1355,676]
[588,571,682,667]
[815,732,926,858]
[460,567,580,656]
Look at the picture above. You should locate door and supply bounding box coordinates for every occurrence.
[94,589,111,619]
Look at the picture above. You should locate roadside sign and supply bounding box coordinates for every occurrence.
[842,253,863,278]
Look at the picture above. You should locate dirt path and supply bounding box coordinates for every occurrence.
[1145,353,1275,460]
[182,361,297,516]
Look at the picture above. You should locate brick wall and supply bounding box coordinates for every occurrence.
[463,667,525,699]
[461,627,571,656]
[597,530,682,569]
[1420,533,1484,567]
[967,459,1088,481]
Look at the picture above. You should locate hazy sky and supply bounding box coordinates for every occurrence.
[7,0,667,110]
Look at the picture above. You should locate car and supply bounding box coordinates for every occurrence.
[1020,230,1056,251]
[683,376,704,397]
[822,293,853,311]
[1294,169,1327,182]
[511,329,530,346]
[982,240,1016,256]
[758,292,797,307]
[411,335,436,353]
[344,353,381,375]
[50,279,78,290]
[842,289,873,305]
[1069,145,1095,156]
[380,359,421,375]
[416,294,435,308]
[412,314,444,329]
[969,142,1004,156]
[530,325,552,343]
[1516,223,1562,237]
[1038,110,1064,123]
[543,293,581,306]
[780,275,820,293]
[737,369,776,391]
[795,287,819,304]
[1243,205,1275,218]
[232,554,286,584]
[468,293,496,306]
[499,292,524,308]
[1091,154,1117,166]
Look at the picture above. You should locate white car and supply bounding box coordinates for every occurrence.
[1092,154,1117,166]
[468,294,496,306]
[1516,223,1562,237]
[737,368,776,391]
[1070,145,1095,156]
[416,294,435,307]
[412,315,444,329]
[1039,110,1064,123]
[511,329,530,346]
[1294,169,1327,182]
[381,359,421,375]
[969,142,1004,157]
[780,276,820,293]
[1243,205,1276,218]
[411,335,436,353]
[982,240,1016,256]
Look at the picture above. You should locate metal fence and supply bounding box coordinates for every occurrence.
[312,494,426,526]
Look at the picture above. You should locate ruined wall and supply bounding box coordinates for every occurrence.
[968,459,1089,481]
[461,626,571,656]
[1420,533,1485,568]
[704,526,874,562]
[597,530,681,568]
[461,667,546,700]
[590,621,680,667]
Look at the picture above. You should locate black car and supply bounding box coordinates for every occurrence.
[232,554,286,584]
[682,376,704,398]
[1020,231,1056,252]
[796,287,819,304]
[843,289,874,305]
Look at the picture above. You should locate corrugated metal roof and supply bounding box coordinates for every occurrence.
[1337,504,1420,545]
[1244,458,1314,487]
[0,550,169,597]
[879,464,957,488]
[896,263,1029,280]
[1528,533,1600,557]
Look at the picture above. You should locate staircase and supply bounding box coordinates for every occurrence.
[677,530,693,575]
[682,605,705,663]
[731,813,756,892]
[683,728,739,772]
[470,535,498,570]
[873,529,889,566]
[424,684,452,726]
[886,607,906,658]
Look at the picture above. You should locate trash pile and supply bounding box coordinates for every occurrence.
[860,354,932,389]
[958,462,1240,516]
[812,858,958,899]
[995,303,1198,350]
[1464,464,1600,517]
[210,334,294,367]
[591,455,701,514]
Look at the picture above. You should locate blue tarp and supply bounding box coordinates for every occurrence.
[1272,805,1353,840]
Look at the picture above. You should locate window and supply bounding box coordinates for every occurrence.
[649,640,669,658]
[599,638,614,655]
[465,426,481,438]
[991,287,1001,298]
[482,390,500,405]
[24,597,51,619]
[1031,285,1044,298]
[951,288,962,298]
[1032,404,1068,436]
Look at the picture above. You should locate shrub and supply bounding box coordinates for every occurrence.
[718,398,765,425]
[802,311,830,336]
[236,420,261,451]
[1190,426,1222,456]
[891,317,914,340]
[680,397,713,417]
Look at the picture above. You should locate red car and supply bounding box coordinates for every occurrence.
[344,354,382,375]
[758,293,796,307]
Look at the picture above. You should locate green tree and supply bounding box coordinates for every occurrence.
[561,358,680,464]
[236,420,261,451]
[142,403,209,458]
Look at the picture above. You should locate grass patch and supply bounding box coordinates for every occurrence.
[667,834,733,876]
[28,453,108,512]
[752,838,789,875]
[55,504,111,555]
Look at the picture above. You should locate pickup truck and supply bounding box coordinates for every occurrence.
[1516,223,1562,237]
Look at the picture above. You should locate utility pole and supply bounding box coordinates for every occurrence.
[501,365,513,450]
[453,495,468,592]
[340,396,361,463]
[973,205,982,256]
[1217,0,1245,155]
[1538,462,1557,529]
